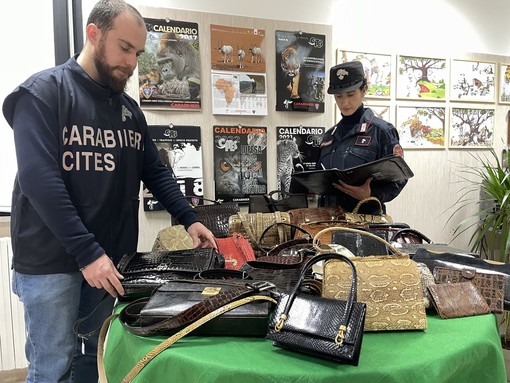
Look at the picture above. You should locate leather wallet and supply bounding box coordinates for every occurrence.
[427,282,491,319]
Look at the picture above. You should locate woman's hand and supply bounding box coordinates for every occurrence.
[333,176,373,201]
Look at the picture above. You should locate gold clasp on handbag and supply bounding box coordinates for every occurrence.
[275,314,287,332]
[335,325,347,345]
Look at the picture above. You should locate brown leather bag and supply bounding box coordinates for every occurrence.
[427,282,491,319]
[287,206,346,226]
[433,266,505,313]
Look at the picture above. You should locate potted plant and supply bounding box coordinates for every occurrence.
[447,146,510,371]
[447,146,510,263]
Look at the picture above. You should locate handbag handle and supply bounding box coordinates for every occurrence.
[390,228,432,244]
[353,196,383,214]
[258,221,311,248]
[264,190,288,212]
[312,226,405,256]
[97,295,277,383]
[274,252,358,345]
[183,195,223,205]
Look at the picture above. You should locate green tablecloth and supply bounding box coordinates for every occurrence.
[104,310,506,383]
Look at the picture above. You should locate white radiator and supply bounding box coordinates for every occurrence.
[0,237,28,370]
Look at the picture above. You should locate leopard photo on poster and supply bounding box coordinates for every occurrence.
[275,30,326,113]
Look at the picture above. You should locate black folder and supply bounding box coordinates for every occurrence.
[291,155,414,195]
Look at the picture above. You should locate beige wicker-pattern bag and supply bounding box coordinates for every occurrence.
[228,212,291,256]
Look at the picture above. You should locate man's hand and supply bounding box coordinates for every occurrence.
[333,177,373,201]
[187,222,218,250]
[81,254,125,298]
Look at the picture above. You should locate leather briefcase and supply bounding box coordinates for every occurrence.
[119,279,275,336]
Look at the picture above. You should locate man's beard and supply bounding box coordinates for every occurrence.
[93,40,132,93]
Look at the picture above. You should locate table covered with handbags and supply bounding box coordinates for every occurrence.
[106,199,510,382]
[101,309,505,383]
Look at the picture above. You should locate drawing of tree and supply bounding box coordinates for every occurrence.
[397,106,445,147]
[450,108,494,147]
[397,56,447,99]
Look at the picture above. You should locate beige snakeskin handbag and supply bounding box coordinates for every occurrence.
[152,225,193,251]
[318,226,427,332]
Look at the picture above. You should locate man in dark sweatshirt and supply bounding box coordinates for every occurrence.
[2,1,216,382]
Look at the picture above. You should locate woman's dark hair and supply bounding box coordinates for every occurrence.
[87,0,143,33]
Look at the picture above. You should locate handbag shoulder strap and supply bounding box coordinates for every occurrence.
[184,196,221,205]
[118,281,272,336]
[238,213,258,243]
[97,295,277,383]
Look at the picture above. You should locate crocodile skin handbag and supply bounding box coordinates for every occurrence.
[117,249,224,299]
[118,279,275,336]
[266,252,367,365]
[172,196,240,238]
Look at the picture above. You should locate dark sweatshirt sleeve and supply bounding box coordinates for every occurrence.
[11,93,105,268]
[139,121,200,229]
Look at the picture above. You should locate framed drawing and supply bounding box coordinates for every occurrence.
[365,104,392,123]
[396,55,447,100]
[450,59,496,102]
[449,107,494,148]
[396,106,445,148]
[499,63,510,104]
[337,49,392,99]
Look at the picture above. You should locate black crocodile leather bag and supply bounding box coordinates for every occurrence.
[266,253,367,365]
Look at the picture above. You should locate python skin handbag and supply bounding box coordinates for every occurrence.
[320,227,427,332]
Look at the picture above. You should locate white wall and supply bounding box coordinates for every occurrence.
[0,0,54,212]
[2,0,510,251]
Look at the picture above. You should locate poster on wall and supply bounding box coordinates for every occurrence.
[450,59,496,102]
[275,30,326,113]
[276,126,325,192]
[213,125,267,204]
[337,50,392,99]
[210,24,268,115]
[396,106,445,149]
[138,18,201,110]
[143,125,203,211]
[449,107,494,148]
[499,63,510,104]
[396,55,447,100]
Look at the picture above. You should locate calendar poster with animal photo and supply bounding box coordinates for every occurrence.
[213,125,267,204]
[276,126,325,192]
[210,24,268,115]
[275,30,326,113]
[138,18,201,110]
[143,125,203,211]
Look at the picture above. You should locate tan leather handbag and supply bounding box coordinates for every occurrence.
[318,226,427,332]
